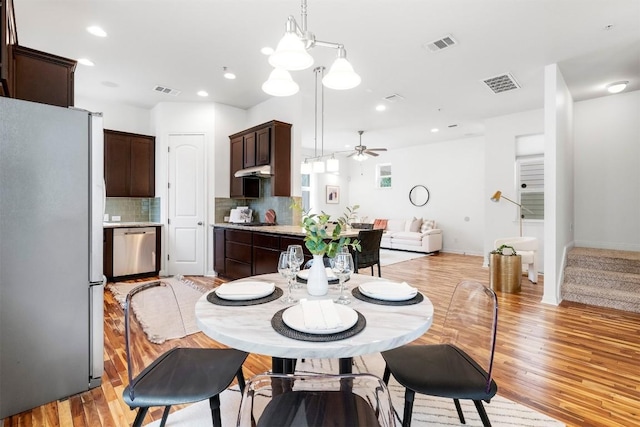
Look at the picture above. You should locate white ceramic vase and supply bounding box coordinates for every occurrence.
[306,254,329,296]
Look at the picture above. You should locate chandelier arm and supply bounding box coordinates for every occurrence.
[313,40,343,50]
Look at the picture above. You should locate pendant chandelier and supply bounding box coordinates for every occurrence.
[300,67,340,174]
[262,0,361,97]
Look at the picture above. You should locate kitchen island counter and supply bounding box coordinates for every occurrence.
[212,223,358,237]
[103,222,163,228]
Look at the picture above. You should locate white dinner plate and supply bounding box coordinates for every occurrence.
[282,303,358,335]
[297,268,338,281]
[214,281,275,301]
[358,281,418,301]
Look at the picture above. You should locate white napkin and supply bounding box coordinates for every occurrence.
[215,281,275,297]
[359,281,417,299]
[301,299,343,330]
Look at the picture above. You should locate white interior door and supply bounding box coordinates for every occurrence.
[168,134,205,276]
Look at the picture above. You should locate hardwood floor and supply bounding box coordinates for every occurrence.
[3,252,639,427]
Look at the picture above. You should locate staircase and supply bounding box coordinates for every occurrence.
[563,247,640,313]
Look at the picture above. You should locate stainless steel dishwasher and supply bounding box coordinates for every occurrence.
[113,227,156,277]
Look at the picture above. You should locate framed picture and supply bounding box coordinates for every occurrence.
[326,185,340,204]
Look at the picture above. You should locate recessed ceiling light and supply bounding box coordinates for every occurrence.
[375,104,386,112]
[223,67,236,80]
[431,128,439,133]
[197,90,209,97]
[261,47,274,55]
[77,58,95,66]
[86,26,107,37]
[606,81,628,94]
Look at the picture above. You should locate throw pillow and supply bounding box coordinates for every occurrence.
[373,219,388,230]
[421,219,436,233]
[409,217,423,232]
[404,217,417,232]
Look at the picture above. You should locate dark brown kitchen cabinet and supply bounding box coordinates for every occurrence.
[229,120,291,198]
[253,232,281,275]
[224,229,252,280]
[104,129,155,197]
[214,227,225,276]
[2,44,76,107]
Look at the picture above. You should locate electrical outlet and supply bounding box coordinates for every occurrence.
[112,215,121,222]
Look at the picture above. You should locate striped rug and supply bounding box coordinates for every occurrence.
[145,353,564,427]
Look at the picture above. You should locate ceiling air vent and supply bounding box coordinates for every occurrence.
[423,34,457,52]
[153,85,181,96]
[383,93,405,103]
[482,73,520,94]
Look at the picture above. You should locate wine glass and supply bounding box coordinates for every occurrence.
[331,252,354,304]
[278,252,297,304]
[287,245,304,288]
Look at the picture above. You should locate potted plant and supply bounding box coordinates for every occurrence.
[293,201,361,295]
[489,244,522,293]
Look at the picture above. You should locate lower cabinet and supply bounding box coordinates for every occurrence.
[213,228,311,280]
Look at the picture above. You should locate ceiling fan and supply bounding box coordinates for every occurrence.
[347,130,387,159]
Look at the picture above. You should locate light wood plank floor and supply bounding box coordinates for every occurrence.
[3,253,639,427]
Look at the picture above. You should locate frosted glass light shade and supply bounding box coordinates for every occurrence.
[300,161,312,174]
[326,157,339,172]
[352,152,368,161]
[262,68,299,96]
[269,32,314,71]
[322,58,361,90]
[312,160,325,173]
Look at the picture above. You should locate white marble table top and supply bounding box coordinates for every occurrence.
[195,273,434,359]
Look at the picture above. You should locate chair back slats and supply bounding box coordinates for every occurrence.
[355,229,384,274]
[440,281,498,392]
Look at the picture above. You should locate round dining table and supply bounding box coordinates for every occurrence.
[195,272,434,373]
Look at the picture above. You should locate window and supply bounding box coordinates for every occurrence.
[376,163,392,188]
[301,173,311,211]
[516,134,544,220]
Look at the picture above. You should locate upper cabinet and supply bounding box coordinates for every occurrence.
[104,129,155,198]
[229,120,292,198]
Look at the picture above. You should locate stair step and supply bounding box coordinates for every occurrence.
[562,282,640,313]
[567,247,640,274]
[564,266,640,292]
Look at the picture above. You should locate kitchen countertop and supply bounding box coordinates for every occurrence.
[212,223,359,238]
[103,222,163,228]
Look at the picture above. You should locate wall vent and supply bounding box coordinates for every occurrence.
[383,93,405,102]
[482,73,520,94]
[153,85,181,96]
[423,34,457,52]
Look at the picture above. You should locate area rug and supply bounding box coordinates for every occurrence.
[107,277,206,344]
[145,353,564,427]
[380,248,427,266]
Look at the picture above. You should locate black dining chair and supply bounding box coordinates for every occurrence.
[237,373,396,427]
[354,229,384,277]
[381,280,499,427]
[122,281,248,427]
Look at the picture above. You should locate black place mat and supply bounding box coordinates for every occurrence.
[271,307,366,342]
[296,275,340,285]
[207,287,283,306]
[351,287,424,306]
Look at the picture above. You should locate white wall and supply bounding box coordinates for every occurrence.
[543,64,574,305]
[574,90,640,251]
[484,108,545,265]
[75,96,152,135]
[213,104,248,197]
[347,136,486,256]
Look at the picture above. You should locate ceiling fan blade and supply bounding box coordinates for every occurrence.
[367,148,387,152]
[364,150,380,157]
[346,152,356,158]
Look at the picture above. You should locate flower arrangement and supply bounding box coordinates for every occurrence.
[292,201,361,257]
[491,244,517,256]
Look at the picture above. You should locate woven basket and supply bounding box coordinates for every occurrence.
[489,253,522,293]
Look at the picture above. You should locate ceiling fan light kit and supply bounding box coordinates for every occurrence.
[349,130,387,162]
[263,0,360,95]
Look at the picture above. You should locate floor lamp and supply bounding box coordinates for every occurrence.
[490,190,533,237]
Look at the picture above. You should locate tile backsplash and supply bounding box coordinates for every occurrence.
[105,197,161,222]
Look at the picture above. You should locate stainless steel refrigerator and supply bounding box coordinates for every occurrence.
[0,97,104,418]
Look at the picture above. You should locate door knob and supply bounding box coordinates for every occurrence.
[197,221,203,226]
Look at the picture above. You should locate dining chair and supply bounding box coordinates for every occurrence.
[381,280,499,427]
[122,281,248,427]
[237,372,396,427]
[354,229,384,277]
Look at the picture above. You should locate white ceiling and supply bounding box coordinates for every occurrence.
[13,0,640,152]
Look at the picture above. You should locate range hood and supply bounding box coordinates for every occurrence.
[234,165,272,178]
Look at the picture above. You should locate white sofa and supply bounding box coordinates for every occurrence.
[377,218,442,254]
